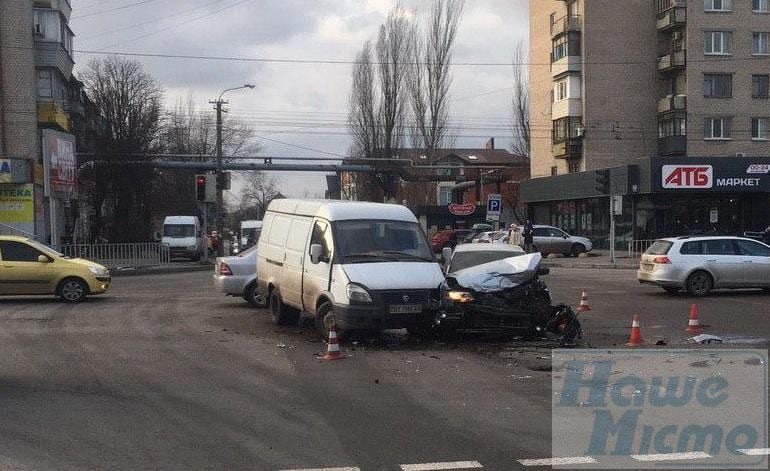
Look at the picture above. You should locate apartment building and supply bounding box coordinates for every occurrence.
[0,0,81,246]
[522,0,770,246]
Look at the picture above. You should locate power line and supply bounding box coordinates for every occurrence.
[71,0,164,20]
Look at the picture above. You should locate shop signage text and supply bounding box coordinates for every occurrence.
[662,165,713,189]
[448,203,475,216]
[654,157,770,193]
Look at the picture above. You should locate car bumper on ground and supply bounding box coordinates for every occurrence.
[213,275,247,296]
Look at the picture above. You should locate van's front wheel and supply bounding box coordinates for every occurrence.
[315,302,346,340]
[269,290,299,325]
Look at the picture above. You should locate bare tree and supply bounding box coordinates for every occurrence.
[80,56,163,242]
[239,172,280,219]
[408,0,464,161]
[510,39,530,157]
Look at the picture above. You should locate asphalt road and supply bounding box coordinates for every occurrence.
[0,268,768,470]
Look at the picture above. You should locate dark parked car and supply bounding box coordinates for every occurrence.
[431,229,473,254]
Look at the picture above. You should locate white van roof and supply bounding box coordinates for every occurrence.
[164,216,198,224]
[266,199,417,223]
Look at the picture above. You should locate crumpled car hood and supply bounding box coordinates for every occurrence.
[447,253,543,293]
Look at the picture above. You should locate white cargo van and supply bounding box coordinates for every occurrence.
[257,200,445,335]
[162,215,203,260]
[240,220,262,247]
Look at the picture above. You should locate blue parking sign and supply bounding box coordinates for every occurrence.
[486,194,501,221]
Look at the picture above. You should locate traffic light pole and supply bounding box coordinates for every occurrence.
[609,196,616,264]
[213,100,225,257]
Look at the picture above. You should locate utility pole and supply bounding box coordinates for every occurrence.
[210,84,254,257]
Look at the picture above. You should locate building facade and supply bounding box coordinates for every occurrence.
[0,0,80,246]
[523,0,770,247]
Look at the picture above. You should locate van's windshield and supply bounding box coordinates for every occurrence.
[334,220,433,263]
[163,224,196,238]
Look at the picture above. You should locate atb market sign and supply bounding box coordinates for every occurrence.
[653,157,770,192]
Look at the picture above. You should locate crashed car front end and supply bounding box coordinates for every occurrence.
[439,253,582,343]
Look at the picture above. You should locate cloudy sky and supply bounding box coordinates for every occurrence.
[70,0,529,199]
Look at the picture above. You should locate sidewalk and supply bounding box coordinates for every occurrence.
[542,250,639,270]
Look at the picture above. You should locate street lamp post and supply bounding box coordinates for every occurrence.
[209,84,254,256]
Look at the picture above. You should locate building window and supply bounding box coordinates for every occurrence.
[704,31,733,55]
[37,70,53,98]
[753,75,770,98]
[33,10,61,43]
[552,32,580,62]
[704,0,732,11]
[703,73,732,97]
[551,166,558,176]
[555,78,568,101]
[753,32,769,55]
[704,117,732,139]
[754,0,769,12]
[658,112,687,137]
[437,184,453,205]
[552,117,582,143]
[567,161,580,173]
[752,117,769,140]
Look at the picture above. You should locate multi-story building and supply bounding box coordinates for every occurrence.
[522,0,770,246]
[0,0,81,246]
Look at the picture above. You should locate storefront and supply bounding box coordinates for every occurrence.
[521,157,770,248]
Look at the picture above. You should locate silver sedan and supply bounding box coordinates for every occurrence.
[213,245,267,307]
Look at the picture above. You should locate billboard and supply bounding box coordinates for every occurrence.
[0,184,34,224]
[42,129,76,195]
[652,157,770,192]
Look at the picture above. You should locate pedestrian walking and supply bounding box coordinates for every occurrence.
[523,220,535,253]
[508,223,524,248]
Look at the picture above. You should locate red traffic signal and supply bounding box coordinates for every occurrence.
[195,175,207,201]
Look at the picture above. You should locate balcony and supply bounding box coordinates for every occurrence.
[34,41,74,79]
[656,0,686,14]
[551,15,581,38]
[553,138,583,159]
[34,0,71,19]
[657,94,687,113]
[656,7,686,31]
[657,50,686,73]
[658,136,686,156]
[38,101,71,132]
[551,55,581,77]
[552,98,582,120]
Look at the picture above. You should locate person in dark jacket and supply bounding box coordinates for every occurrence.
[523,220,535,253]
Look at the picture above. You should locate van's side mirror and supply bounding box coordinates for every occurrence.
[37,254,50,263]
[310,244,323,264]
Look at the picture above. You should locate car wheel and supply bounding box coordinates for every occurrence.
[57,277,88,303]
[570,244,586,258]
[662,287,680,294]
[244,282,267,308]
[685,271,713,297]
[315,301,344,340]
[269,290,299,325]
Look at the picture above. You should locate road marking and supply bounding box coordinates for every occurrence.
[517,457,597,466]
[280,468,360,471]
[737,448,770,456]
[631,452,711,461]
[400,461,483,470]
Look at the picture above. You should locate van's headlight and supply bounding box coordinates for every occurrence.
[346,283,373,303]
[89,266,108,276]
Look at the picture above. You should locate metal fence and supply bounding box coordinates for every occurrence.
[60,243,171,269]
[627,239,656,259]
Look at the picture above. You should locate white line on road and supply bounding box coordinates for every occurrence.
[400,461,483,470]
[517,457,597,466]
[280,468,360,471]
[737,448,770,456]
[631,452,711,461]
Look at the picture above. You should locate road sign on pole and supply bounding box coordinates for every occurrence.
[486,194,502,222]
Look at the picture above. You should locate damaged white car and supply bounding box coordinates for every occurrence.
[439,249,582,344]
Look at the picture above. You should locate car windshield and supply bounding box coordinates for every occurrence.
[334,220,433,263]
[449,250,524,272]
[645,240,673,255]
[163,224,195,238]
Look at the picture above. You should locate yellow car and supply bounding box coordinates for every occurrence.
[0,236,111,302]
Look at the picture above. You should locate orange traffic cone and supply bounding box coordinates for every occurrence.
[323,324,345,361]
[577,290,591,312]
[626,315,644,347]
[685,304,704,334]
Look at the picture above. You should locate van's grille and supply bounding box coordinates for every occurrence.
[378,290,432,305]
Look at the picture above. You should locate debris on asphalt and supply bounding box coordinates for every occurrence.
[430,355,440,359]
[277,342,287,348]
[690,334,723,344]
[655,339,667,346]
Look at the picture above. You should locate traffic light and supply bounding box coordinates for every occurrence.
[595,169,610,194]
[195,175,207,201]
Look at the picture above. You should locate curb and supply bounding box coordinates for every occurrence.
[111,264,214,277]
[544,263,637,270]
